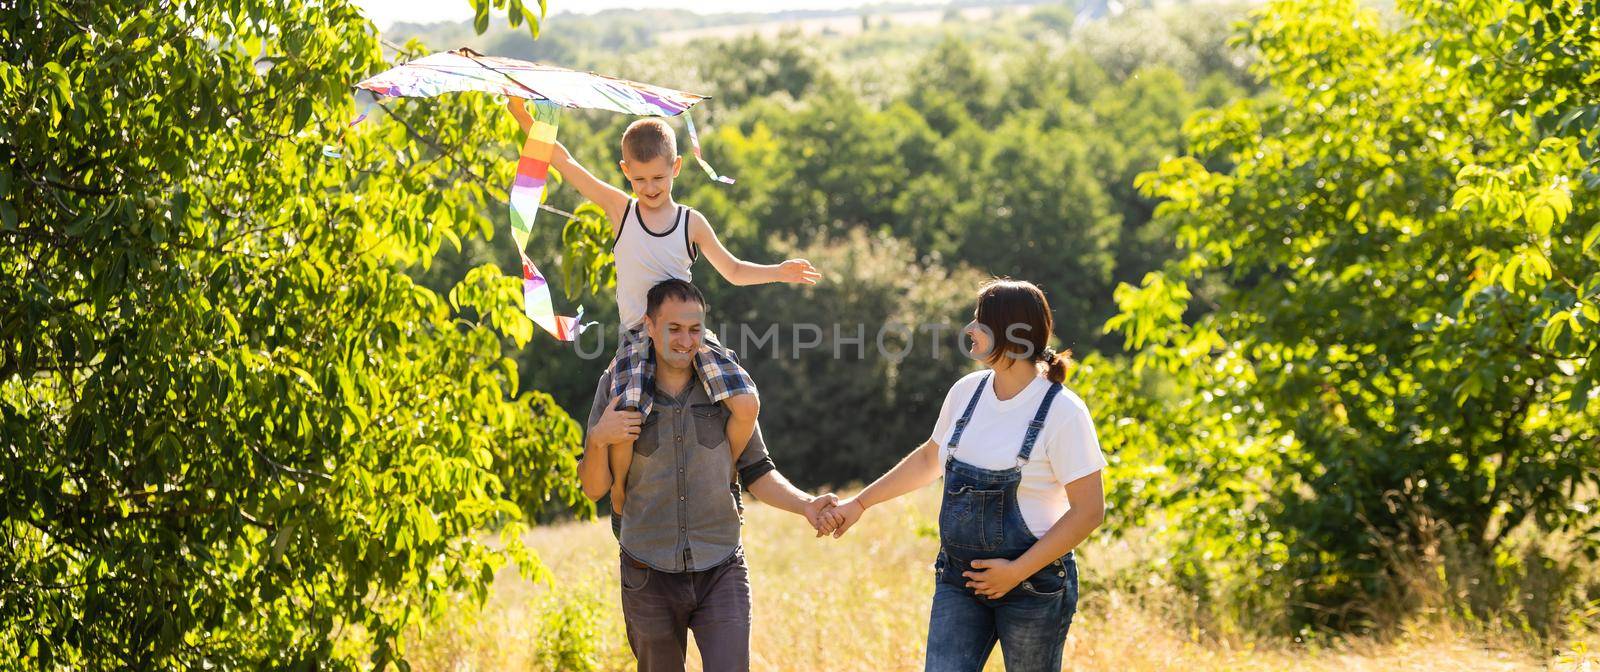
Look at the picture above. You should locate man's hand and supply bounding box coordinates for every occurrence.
[803,493,843,537]
[777,258,822,285]
[550,140,572,166]
[963,558,1028,600]
[592,396,642,447]
[828,498,866,539]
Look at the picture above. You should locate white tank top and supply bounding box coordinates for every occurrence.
[613,199,697,330]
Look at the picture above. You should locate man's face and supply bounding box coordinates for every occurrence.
[644,297,705,370]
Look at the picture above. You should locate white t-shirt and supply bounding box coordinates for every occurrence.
[929,370,1107,538]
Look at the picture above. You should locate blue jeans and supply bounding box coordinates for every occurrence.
[924,553,1079,672]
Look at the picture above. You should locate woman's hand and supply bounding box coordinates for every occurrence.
[963,558,1028,599]
[828,498,866,538]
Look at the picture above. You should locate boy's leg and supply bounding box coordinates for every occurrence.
[697,329,760,464]
[610,439,634,514]
[606,327,651,518]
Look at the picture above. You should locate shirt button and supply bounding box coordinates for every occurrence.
[680,496,686,501]
[676,436,682,443]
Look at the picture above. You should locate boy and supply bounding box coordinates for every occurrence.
[533,105,821,514]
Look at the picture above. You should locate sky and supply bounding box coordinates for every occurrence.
[350,0,952,30]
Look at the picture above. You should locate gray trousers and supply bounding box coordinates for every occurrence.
[619,550,752,672]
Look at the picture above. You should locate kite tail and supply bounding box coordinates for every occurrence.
[684,110,736,185]
[322,89,379,159]
[509,99,596,342]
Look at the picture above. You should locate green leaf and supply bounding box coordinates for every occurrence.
[1582,223,1600,253]
[473,1,490,34]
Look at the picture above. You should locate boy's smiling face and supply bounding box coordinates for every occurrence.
[620,153,683,210]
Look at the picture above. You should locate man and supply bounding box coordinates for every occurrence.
[580,279,840,672]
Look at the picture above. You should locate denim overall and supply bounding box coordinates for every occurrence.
[926,373,1079,672]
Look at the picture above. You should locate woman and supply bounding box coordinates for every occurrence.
[827,279,1107,672]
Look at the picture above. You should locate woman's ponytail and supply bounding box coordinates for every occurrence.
[1040,346,1070,384]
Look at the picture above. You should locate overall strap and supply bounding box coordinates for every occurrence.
[1017,382,1063,464]
[947,373,990,457]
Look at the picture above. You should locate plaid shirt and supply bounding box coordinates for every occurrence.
[608,327,756,417]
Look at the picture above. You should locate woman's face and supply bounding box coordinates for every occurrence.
[963,315,993,362]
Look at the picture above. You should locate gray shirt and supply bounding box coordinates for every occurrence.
[585,370,777,572]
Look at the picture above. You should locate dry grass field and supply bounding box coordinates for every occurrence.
[409,487,1599,671]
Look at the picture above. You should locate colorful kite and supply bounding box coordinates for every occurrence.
[351,48,732,341]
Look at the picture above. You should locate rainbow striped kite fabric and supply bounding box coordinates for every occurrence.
[506,99,589,341]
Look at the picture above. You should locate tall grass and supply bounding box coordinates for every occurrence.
[408,487,1599,671]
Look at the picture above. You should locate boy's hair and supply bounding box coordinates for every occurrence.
[621,118,678,164]
[645,279,706,319]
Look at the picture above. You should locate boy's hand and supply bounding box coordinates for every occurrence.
[777,258,822,285]
[506,97,533,132]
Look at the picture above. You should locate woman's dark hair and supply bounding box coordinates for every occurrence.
[974,278,1071,383]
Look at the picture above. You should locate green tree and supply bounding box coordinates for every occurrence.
[904,36,996,135]
[697,35,825,110]
[895,115,1122,348]
[1,0,586,666]
[1110,0,1600,633]
[703,230,987,486]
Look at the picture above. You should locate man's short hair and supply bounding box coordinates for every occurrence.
[621,118,677,164]
[645,279,706,319]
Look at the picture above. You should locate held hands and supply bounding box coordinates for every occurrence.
[777,258,822,285]
[824,498,865,539]
[962,558,1027,600]
[800,496,865,539]
[803,493,844,537]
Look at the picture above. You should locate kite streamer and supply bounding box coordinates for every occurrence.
[684,111,735,185]
[322,89,380,158]
[508,98,594,342]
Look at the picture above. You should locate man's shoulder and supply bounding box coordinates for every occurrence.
[590,369,618,409]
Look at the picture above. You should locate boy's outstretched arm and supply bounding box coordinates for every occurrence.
[689,211,822,287]
[509,98,630,224]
